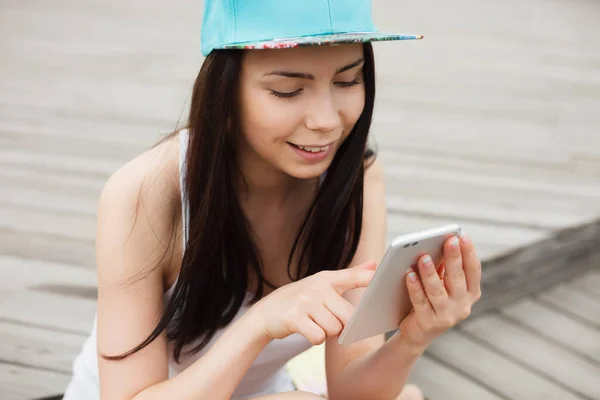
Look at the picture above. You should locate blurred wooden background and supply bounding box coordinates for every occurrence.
[1,0,599,399]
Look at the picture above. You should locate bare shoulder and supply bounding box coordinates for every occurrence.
[97,131,183,287]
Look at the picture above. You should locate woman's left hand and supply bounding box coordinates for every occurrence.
[398,233,482,350]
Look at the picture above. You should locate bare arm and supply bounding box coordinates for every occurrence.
[95,147,271,400]
[325,158,422,400]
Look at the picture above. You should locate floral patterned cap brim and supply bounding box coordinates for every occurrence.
[217,32,424,51]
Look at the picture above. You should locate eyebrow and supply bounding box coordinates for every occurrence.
[264,57,365,80]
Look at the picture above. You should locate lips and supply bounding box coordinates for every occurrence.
[287,141,334,162]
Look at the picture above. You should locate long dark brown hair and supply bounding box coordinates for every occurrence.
[107,43,377,362]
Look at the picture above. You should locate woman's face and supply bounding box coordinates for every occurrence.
[238,44,366,180]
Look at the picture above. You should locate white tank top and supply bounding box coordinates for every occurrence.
[63,129,313,399]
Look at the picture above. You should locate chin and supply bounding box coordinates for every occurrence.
[283,162,331,180]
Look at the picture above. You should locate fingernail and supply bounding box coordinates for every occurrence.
[422,255,433,269]
[408,271,417,282]
[460,234,471,245]
[450,237,459,249]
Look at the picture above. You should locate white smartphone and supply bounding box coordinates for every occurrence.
[337,224,462,346]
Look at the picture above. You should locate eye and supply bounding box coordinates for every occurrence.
[270,89,303,98]
[335,78,362,88]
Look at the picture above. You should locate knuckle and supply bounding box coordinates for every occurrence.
[297,294,312,308]
[440,315,457,328]
[326,322,343,337]
[460,305,472,320]
[450,269,465,283]
[431,286,447,299]
[416,295,429,307]
[474,290,482,301]
[306,285,324,298]
[311,331,326,345]
[284,317,298,333]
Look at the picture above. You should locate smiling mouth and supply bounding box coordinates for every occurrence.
[288,143,332,153]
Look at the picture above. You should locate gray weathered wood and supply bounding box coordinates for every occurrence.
[0,257,97,333]
[461,314,600,399]
[0,320,86,374]
[571,270,600,299]
[501,298,600,364]
[426,330,583,400]
[471,219,600,316]
[537,283,600,328]
[409,355,504,400]
[1,0,600,398]
[0,362,70,400]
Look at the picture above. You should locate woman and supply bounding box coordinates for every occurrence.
[62,0,482,399]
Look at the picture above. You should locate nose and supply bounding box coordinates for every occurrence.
[305,92,341,133]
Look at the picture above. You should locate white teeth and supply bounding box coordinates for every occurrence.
[297,145,330,153]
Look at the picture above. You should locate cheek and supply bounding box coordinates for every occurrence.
[339,88,366,134]
[240,90,300,147]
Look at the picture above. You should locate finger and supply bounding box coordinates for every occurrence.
[417,254,448,313]
[329,265,376,294]
[437,260,446,280]
[459,234,482,298]
[356,260,378,271]
[443,236,467,298]
[308,303,344,338]
[294,315,327,345]
[323,290,356,328]
[406,269,435,320]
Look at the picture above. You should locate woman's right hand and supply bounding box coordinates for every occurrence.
[248,261,377,345]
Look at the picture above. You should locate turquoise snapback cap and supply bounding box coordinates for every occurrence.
[200,0,423,56]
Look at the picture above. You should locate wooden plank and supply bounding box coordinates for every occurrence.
[470,220,600,316]
[461,314,600,399]
[0,362,70,400]
[0,256,97,293]
[501,298,600,364]
[409,355,504,400]
[0,106,166,145]
[571,270,600,299]
[537,283,600,328]
[0,290,95,335]
[0,127,144,162]
[0,256,97,292]
[0,257,97,333]
[0,186,98,215]
[0,148,122,176]
[0,167,106,198]
[0,320,86,374]
[0,228,95,269]
[426,330,583,400]
[381,156,600,203]
[0,206,96,241]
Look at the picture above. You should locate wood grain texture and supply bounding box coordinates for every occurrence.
[461,314,600,399]
[409,355,505,400]
[0,362,70,400]
[425,330,584,400]
[501,297,600,364]
[1,0,599,398]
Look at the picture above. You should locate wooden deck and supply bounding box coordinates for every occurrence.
[1,0,600,399]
